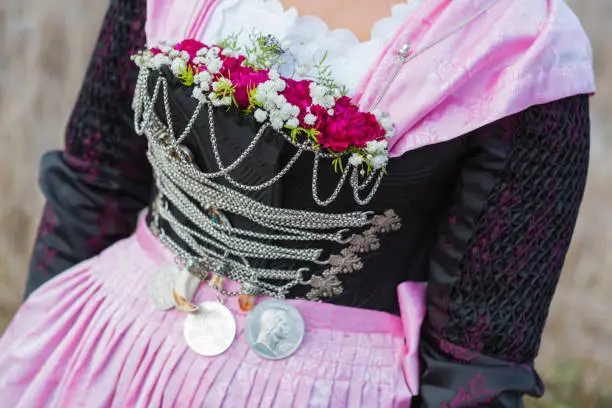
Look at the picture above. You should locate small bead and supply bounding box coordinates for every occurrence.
[239,294,257,312]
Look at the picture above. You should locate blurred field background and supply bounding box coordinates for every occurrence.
[0,1,610,406]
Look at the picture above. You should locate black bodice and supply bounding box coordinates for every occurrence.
[149,68,465,315]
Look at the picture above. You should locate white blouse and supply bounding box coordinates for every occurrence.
[200,0,421,94]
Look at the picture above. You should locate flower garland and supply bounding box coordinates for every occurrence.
[132,34,394,172]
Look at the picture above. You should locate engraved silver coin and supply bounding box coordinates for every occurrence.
[245,300,305,360]
[148,265,179,311]
[184,301,236,356]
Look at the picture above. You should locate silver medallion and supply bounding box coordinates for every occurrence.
[184,301,236,356]
[148,266,179,311]
[245,300,305,360]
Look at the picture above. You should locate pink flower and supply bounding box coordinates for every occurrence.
[175,39,206,58]
[283,79,313,120]
[318,106,385,152]
[334,96,359,115]
[225,65,270,107]
[308,105,331,129]
[150,47,162,55]
[221,55,247,72]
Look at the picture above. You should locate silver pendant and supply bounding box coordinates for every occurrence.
[148,266,179,311]
[245,300,305,360]
[183,301,236,356]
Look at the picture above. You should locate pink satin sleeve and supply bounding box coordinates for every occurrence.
[397,281,427,395]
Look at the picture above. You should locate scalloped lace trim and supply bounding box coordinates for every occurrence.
[201,0,422,93]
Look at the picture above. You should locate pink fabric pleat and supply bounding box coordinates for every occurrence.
[0,217,425,407]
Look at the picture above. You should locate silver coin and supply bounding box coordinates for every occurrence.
[184,301,236,356]
[148,265,179,311]
[245,300,305,360]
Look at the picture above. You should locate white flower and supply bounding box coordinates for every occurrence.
[206,58,222,74]
[258,81,273,94]
[196,47,208,56]
[270,117,284,130]
[262,99,276,112]
[169,49,180,58]
[285,118,300,129]
[309,83,327,100]
[209,92,231,106]
[180,50,190,61]
[385,127,395,139]
[171,57,187,75]
[273,79,286,92]
[194,71,212,85]
[192,87,207,102]
[295,64,310,77]
[320,95,335,108]
[221,48,239,58]
[268,69,280,81]
[349,153,363,167]
[327,109,334,116]
[370,154,388,169]
[304,113,317,126]
[365,140,388,155]
[161,45,173,54]
[151,54,171,69]
[272,93,287,109]
[279,103,294,119]
[207,47,221,58]
[290,105,300,117]
[254,109,268,122]
[131,54,148,67]
[380,116,394,131]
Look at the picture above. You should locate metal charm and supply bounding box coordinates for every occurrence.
[173,267,201,312]
[245,300,305,360]
[183,301,236,356]
[148,266,179,311]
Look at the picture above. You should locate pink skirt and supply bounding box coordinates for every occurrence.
[0,216,426,408]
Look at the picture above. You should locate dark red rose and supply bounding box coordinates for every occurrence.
[318,109,385,152]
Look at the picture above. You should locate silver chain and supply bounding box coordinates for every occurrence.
[133,69,383,205]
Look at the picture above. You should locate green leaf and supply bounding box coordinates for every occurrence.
[178,64,195,86]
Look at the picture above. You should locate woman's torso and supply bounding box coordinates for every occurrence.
[148,0,468,315]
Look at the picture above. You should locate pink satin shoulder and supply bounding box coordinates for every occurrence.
[145,0,595,156]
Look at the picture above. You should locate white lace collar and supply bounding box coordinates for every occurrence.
[201,0,422,93]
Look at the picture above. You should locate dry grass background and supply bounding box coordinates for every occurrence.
[0,0,610,405]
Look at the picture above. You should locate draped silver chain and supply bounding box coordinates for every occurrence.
[133,69,384,298]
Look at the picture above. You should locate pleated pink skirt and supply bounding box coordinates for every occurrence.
[0,216,425,407]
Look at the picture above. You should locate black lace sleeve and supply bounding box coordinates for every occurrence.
[24,0,151,298]
[418,95,590,407]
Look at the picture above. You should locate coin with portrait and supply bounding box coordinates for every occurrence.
[245,300,305,360]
